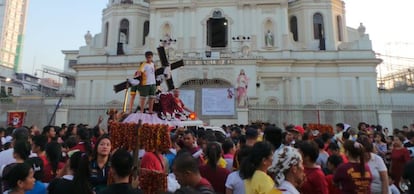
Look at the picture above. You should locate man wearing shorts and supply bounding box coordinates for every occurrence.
[136,51,156,113]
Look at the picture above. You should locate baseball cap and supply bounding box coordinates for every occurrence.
[288,125,305,135]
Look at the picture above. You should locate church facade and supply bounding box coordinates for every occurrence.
[62,0,383,127]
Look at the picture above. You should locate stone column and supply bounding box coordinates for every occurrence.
[54,108,69,126]
[377,110,393,135]
[237,108,249,125]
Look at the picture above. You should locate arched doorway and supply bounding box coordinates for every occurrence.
[179,79,235,122]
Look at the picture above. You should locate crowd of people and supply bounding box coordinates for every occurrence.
[0,119,414,194]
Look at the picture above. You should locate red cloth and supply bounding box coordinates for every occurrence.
[195,177,214,192]
[340,154,348,164]
[38,154,48,167]
[42,162,65,183]
[333,162,372,194]
[140,152,165,172]
[300,167,328,194]
[199,164,230,194]
[391,147,411,185]
[69,142,87,153]
[325,175,341,194]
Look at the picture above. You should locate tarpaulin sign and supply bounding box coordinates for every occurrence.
[7,110,26,128]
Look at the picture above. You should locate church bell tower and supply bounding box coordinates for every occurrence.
[102,0,150,55]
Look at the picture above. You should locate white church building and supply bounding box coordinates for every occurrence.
[61,0,392,128]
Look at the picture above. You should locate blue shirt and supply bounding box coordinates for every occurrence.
[25,180,47,194]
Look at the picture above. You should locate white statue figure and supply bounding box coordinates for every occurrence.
[119,32,127,44]
[84,31,92,46]
[236,69,249,107]
[357,22,366,37]
[265,30,274,47]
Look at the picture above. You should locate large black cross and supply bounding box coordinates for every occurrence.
[113,47,184,93]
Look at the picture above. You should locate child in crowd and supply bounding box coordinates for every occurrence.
[388,175,400,194]
[325,155,343,194]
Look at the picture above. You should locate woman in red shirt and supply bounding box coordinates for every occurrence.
[43,142,65,183]
[297,141,328,194]
[390,134,410,186]
[334,140,372,194]
[199,142,230,194]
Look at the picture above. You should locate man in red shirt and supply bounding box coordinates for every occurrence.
[173,89,192,113]
[173,152,215,194]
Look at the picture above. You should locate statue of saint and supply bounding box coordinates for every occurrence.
[119,32,127,44]
[84,31,92,46]
[236,69,249,107]
[357,22,366,37]
[265,30,274,47]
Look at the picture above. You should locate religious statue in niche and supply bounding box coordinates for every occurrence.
[265,30,274,47]
[118,32,127,54]
[236,69,249,107]
[84,31,92,46]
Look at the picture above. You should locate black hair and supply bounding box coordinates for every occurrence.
[32,135,48,152]
[314,138,325,150]
[222,139,235,154]
[92,134,111,161]
[235,146,252,167]
[336,123,345,130]
[174,151,199,174]
[45,142,62,178]
[25,157,44,180]
[357,136,373,153]
[342,131,350,139]
[13,140,31,160]
[321,133,331,143]
[343,140,366,178]
[205,142,222,169]
[63,123,76,140]
[42,125,54,136]
[184,130,195,137]
[214,131,226,144]
[263,126,283,150]
[110,149,133,177]
[12,127,29,141]
[328,142,340,151]
[357,122,366,130]
[231,127,242,135]
[92,126,101,138]
[327,154,343,168]
[173,186,201,194]
[297,141,319,163]
[407,131,414,140]
[145,51,153,57]
[64,135,78,149]
[2,163,32,189]
[70,152,92,194]
[77,127,92,155]
[239,141,273,180]
[238,135,246,147]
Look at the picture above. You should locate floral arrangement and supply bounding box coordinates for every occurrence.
[108,122,171,151]
[307,123,334,135]
[139,168,168,194]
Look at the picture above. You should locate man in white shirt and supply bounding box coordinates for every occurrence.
[0,127,35,175]
[136,51,157,114]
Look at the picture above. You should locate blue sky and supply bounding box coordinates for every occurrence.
[20,0,414,74]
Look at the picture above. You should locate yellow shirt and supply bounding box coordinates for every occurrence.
[204,157,227,169]
[245,170,275,194]
[267,188,282,194]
